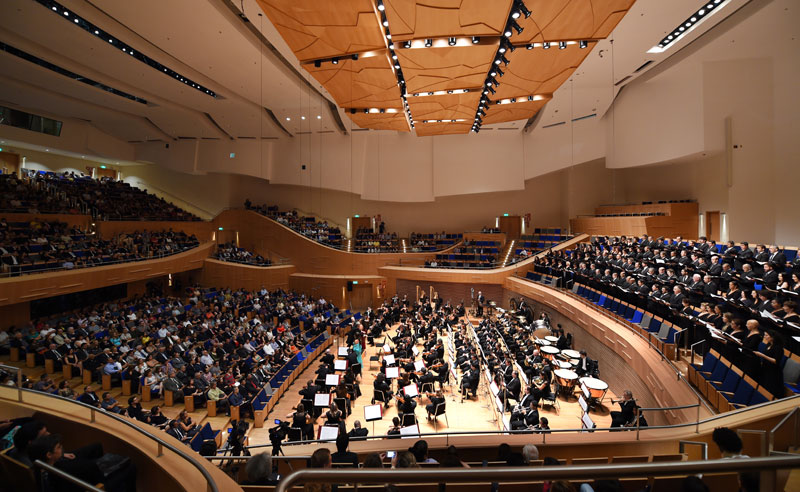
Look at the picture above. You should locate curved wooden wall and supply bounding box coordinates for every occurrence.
[0,242,214,308]
[212,209,458,276]
[196,259,295,291]
[96,220,214,241]
[0,212,91,229]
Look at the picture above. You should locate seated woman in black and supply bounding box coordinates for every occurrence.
[325,402,343,426]
[289,403,313,441]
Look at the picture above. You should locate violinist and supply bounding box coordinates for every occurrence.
[425,389,445,420]
[397,391,417,423]
[372,372,392,407]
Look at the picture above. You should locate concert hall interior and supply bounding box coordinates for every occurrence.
[0,0,799,491]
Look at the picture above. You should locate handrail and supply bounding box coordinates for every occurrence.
[4,387,219,492]
[274,456,800,492]
[34,459,104,492]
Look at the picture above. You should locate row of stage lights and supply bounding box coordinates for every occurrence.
[473,0,530,133]
[37,0,216,97]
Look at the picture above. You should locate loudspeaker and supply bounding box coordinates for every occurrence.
[347,281,353,291]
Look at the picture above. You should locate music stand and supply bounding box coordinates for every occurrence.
[334,360,348,371]
[384,354,396,366]
[400,424,420,439]
[413,360,425,372]
[338,347,349,357]
[314,393,331,408]
[364,403,383,437]
[385,366,399,379]
[318,425,339,442]
[403,383,419,398]
[325,374,340,386]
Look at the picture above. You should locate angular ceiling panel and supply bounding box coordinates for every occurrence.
[415,122,474,136]
[397,44,498,94]
[347,111,410,132]
[304,52,403,109]
[383,0,514,40]
[255,0,387,62]
[406,92,481,122]
[480,98,550,125]
[491,41,596,100]
[515,0,636,44]
[256,0,635,134]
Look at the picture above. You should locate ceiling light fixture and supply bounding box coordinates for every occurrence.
[425,39,432,47]
[514,0,532,18]
[579,40,588,49]
[559,41,567,49]
[542,42,550,49]
[472,36,480,44]
[377,0,385,11]
[448,37,456,46]
[649,0,730,53]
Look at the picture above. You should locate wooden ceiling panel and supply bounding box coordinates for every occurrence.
[414,122,474,136]
[398,44,497,94]
[406,92,481,122]
[347,111,410,132]
[256,0,386,61]
[514,0,636,44]
[304,53,403,108]
[384,0,514,40]
[491,41,595,100]
[480,98,550,125]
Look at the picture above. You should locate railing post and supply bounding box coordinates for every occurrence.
[90,408,95,423]
[696,398,700,434]
[17,367,23,402]
[157,442,163,457]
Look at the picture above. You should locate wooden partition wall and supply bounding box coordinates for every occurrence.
[570,202,699,238]
[0,212,91,229]
[96,220,215,241]
[212,209,454,276]
[196,259,295,291]
[0,242,214,328]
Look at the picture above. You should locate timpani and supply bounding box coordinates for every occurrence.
[554,369,578,396]
[554,359,573,369]
[534,338,551,346]
[541,345,560,361]
[562,349,581,359]
[545,335,559,343]
[579,377,609,402]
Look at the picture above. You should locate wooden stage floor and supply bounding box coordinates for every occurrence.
[247,317,617,449]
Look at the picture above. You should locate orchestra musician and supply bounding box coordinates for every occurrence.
[574,350,597,378]
[425,389,445,420]
[610,390,637,428]
[372,373,392,407]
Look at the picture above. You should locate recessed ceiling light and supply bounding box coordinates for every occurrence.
[301,116,306,120]
[317,115,322,119]
[286,117,291,121]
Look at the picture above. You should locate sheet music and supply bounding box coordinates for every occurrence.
[490,381,500,396]
[334,360,348,371]
[414,360,425,372]
[338,347,349,357]
[403,383,419,397]
[412,346,420,357]
[314,393,331,407]
[383,343,392,354]
[578,395,588,413]
[581,413,595,430]
[400,424,420,439]
[364,404,382,422]
[384,354,396,365]
[385,366,399,379]
[318,425,339,441]
[325,374,340,386]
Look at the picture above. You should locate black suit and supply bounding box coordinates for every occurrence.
[506,377,521,401]
[610,400,636,428]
